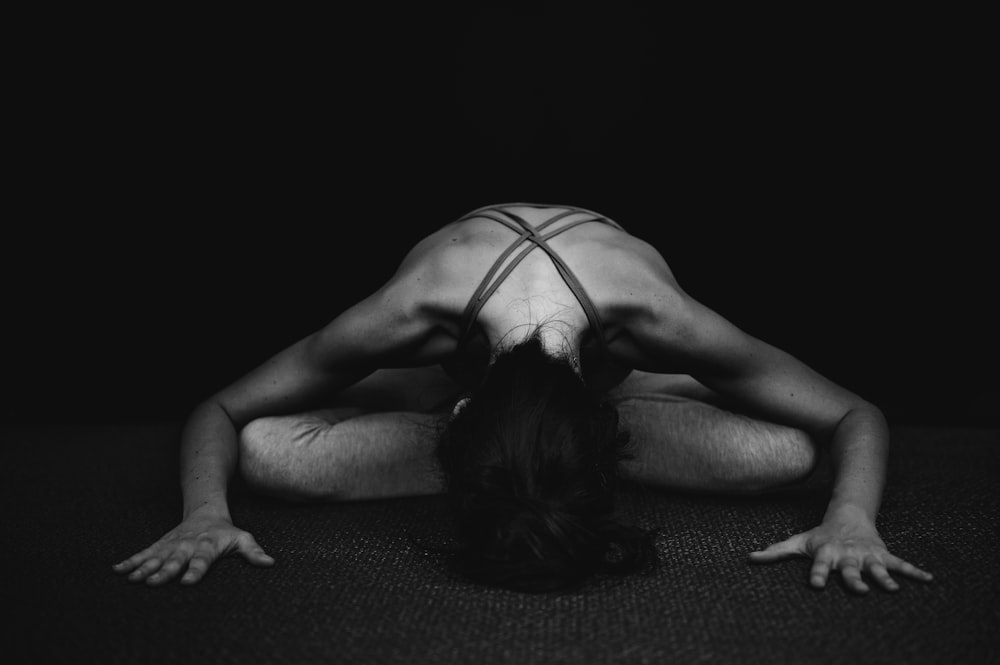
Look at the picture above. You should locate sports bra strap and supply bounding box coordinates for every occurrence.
[454,205,621,351]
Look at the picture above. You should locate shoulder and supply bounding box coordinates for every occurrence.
[579,231,686,320]
[601,232,681,288]
[386,221,490,312]
[590,235,746,369]
[308,224,486,363]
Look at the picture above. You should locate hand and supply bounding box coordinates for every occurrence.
[112,511,274,586]
[748,515,933,594]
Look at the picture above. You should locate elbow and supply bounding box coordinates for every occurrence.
[847,398,886,420]
[187,397,239,427]
[832,401,890,441]
[856,401,888,428]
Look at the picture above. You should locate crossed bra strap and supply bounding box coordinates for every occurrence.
[453,203,625,352]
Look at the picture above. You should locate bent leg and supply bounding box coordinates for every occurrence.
[240,408,445,501]
[238,367,461,502]
[609,372,823,495]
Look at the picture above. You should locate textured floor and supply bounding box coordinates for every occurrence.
[4,424,998,665]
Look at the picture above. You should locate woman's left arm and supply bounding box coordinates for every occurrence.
[747,402,932,593]
[636,288,934,593]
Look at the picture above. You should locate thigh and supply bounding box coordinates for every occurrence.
[239,409,445,501]
[606,374,818,494]
[237,366,460,500]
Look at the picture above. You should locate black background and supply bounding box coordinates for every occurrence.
[6,3,996,426]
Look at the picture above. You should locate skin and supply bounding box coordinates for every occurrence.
[113,203,932,592]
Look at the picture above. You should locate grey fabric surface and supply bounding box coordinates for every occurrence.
[4,424,998,665]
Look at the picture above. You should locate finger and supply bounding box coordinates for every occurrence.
[237,533,275,567]
[146,555,188,586]
[809,557,832,589]
[885,554,934,582]
[127,557,163,582]
[748,534,807,563]
[180,556,211,585]
[113,547,156,573]
[866,561,899,592]
[838,558,870,594]
[181,538,220,585]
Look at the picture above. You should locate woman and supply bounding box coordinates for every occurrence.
[113,202,933,593]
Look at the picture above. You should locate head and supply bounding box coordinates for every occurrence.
[435,331,656,593]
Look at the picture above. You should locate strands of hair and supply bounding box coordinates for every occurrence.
[435,332,657,593]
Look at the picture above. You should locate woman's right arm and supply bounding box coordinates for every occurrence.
[112,268,452,586]
[111,328,371,585]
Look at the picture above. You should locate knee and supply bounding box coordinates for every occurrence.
[756,428,819,491]
[735,427,820,495]
[238,413,367,501]
[777,428,820,484]
[238,417,275,463]
[238,417,288,493]
[238,416,331,500]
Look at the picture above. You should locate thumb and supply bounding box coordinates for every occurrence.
[236,532,276,567]
[748,533,808,564]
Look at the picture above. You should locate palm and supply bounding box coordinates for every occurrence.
[749,521,933,593]
[113,515,274,585]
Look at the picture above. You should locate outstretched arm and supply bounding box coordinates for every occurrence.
[631,287,933,593]
[112,328,369,585]
[113,275,449,586]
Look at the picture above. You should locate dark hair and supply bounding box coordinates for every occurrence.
[434,332,657,593]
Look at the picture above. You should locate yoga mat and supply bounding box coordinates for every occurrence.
[5,424,997,665]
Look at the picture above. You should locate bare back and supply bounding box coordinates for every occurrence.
[385,203,687,390]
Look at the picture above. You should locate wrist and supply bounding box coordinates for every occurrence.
[183,497,232,522]
[823,501,876,527]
